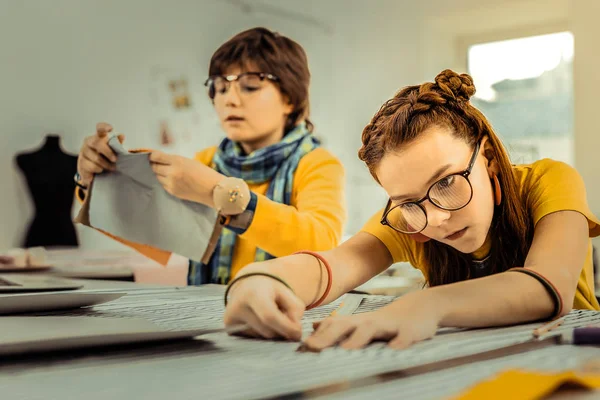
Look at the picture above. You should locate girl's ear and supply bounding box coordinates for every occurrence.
[482,136,500,177]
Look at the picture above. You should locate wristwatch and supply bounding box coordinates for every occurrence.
[73,171,88,190]
[212,177,251,215]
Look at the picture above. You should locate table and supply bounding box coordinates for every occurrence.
[23,248,189,284]
[1,281,600,400]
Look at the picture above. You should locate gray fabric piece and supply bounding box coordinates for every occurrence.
[87,136,217,261]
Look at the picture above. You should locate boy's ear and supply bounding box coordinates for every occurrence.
[282,95,294,115]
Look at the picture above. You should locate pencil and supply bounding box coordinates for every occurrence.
[532,316,565,338]
[328,301,344,317]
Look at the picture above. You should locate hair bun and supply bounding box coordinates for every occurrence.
[434,69,476,102]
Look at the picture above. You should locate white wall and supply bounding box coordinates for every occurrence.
[0,0,238,249]
[4,0,596,252]
[0,0,428,249]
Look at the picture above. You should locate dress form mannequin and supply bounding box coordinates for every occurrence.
[15,134,79,247]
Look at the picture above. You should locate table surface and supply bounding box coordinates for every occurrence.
[1,281,600,400]
[1,248,189,284]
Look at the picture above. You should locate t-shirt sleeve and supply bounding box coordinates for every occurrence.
[360,208,421,267]
[526,160,600,237]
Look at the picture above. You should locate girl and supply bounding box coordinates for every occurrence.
[75,27,346,285]
[222,69,600,350]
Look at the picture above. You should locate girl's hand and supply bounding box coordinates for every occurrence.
[302,291,442,351]
[149,151,223,206]
[223,273,305,341]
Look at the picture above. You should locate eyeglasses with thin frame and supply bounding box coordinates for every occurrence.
[204,72,279,99]
[380,140,481,234]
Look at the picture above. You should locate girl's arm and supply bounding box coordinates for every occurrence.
[301,210,589,351]
[238,232,393,308]
[223,232,393,340]
[432,210,587,327]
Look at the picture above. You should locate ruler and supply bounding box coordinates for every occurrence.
[329,293,365,316]
[266,335,561,400]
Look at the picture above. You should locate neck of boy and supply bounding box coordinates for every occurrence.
[239,126,286,155]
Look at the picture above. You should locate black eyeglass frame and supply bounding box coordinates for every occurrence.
[380,140,481,234]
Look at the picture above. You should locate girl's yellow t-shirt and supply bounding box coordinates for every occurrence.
[361,159,600,310]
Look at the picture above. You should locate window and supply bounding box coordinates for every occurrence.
[468,32,574,165]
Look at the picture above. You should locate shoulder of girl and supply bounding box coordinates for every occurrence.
[514,158,577,180]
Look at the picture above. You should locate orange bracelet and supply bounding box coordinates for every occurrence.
[294,250,333,310]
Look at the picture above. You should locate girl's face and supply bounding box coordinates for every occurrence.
[212,65,294,153]
[375,127,497,254]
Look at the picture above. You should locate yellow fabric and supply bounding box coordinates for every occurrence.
[195,146,346,278]
[454,369,600,400]
[361,159,600,310]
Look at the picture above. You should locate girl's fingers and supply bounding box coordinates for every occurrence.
[304,318,356,351]
[339,325,378,350]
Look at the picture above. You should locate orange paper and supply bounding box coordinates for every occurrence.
[74,147,172,266]
[455,369,600,400]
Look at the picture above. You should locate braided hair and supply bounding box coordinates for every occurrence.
[359,70,533,286]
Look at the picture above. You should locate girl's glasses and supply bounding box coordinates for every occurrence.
[381,141,481,234]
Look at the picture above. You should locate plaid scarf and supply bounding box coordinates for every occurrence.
[188,123,319,285]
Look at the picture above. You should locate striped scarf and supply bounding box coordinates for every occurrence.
[189,123,319,284]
